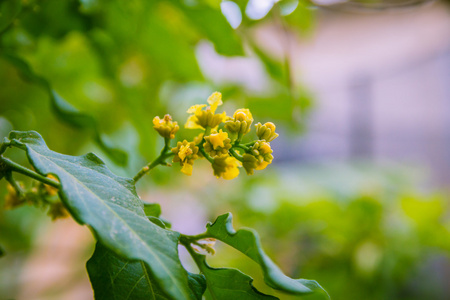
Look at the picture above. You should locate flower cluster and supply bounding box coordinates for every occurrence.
[4,175,68,220]
[152,92,278,180]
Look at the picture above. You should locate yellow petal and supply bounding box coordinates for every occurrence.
[233,108,252,122]
[181,163,193,176]
[223,157,240,180]
[187,104,206,114]
[208,130,228,149]
[260,142,272,154]
[207,92,222,113]
[265,122,276,131]
[153,116,161,126]
[179,144,193,161]
[185,115,203,129]
[255,161,269,170]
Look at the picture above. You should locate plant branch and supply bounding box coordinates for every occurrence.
[0,138,11,155]
[0,157,60,188]
[133,140,174,182]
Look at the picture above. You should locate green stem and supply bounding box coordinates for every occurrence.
[199,148,214,164]
[133,140,174,182]
[204,126,211,137]
[244,141,257,147]
[232,144,249,152]
[0,157,60,188]
[0,138,11,155]
[229,148,244,162]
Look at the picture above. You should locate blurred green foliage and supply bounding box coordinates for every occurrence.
[202,163,450,300]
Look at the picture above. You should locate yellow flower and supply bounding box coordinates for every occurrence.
[224,108,254,138]
[212,155,240,180]
[47,202,69,220]
[203,130,232,157]
[178,144,193,161]
[208,130,228,149]
[255,122,279,142]
[172,140,199,176]
[185,92,227,129]
[153,114,179,139]
[4,183,24,209]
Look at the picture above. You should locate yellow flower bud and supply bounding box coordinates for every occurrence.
[242,141,273,174]
[255,122,279,142]
[224,108,254,138]
[153,114,179,139]
[172,140,199,176]
[211,155,240,180]
[234,109,252,123]
[242,154,258,175]
[203,130,232,158]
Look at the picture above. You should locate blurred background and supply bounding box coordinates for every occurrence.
[0,0,449,299]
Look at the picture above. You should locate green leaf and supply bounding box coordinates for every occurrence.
[1,54,128,166]
[0,245,4,258]
[87,242,169,300]
[189,249,278,300]
[0,0,21,33]
[8,130,197,300]
[144,203,172,229]
[87,242,206,300]
[204,213,329,298]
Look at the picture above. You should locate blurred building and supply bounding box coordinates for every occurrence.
[200,1,450,187]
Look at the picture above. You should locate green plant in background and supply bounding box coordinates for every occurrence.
[0,92,329,299]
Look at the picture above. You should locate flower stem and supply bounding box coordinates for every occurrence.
[133,140,175,183]
[199,148,214,164]
[232,144,249,152]
[229,148,244,162]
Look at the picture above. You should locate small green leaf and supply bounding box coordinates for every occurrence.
[0,245,5,258]
[144,203,172,228]
[144,203,162,217]
[148,216,167,229]
[0,0,21,32]
[205,213,329,298]
[87,242,207,300]
[9,130,196,300]
[1,54,128,166]
[190,249,278,300]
